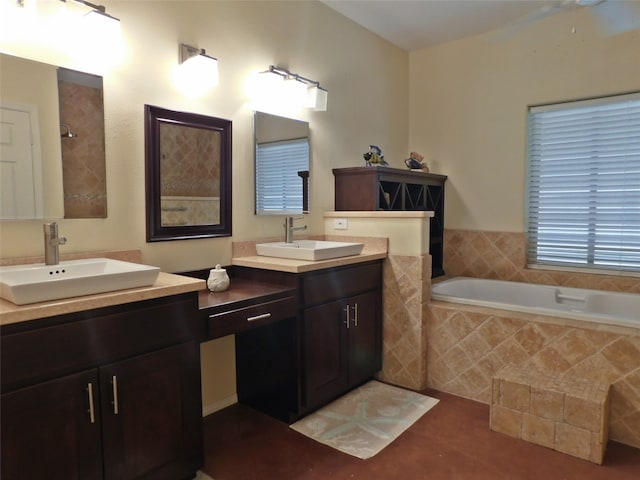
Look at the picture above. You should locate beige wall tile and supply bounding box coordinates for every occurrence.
[530,387,564,421]
[564,395,604,433]
[590,432,607,465]
[601,338,640,375]
[490,404,522,438]
[554,423,592,461]
[500,379,530,412]
[522,413,555,449]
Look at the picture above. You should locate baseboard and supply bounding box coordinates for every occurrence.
[202,393,238,417]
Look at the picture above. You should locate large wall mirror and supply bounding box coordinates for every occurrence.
[0,53,107,220]
[145,105,232,241]
[254,111,310,215]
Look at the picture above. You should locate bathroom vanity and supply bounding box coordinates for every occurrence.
[0,273,205,480]
[0,245,385,478]
[202,242,386,423]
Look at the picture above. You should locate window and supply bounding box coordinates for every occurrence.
[526,92,640,273]
[256,137,309,214]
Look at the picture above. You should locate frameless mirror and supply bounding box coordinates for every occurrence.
[254,111,310,215]
[0,53,107,220]
[145,105,232,241]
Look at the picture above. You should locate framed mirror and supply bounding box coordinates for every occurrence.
[0,53,107,219]
[254,111,310,215]
[145,105,232,241]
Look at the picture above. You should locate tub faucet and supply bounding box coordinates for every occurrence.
[43,222,67,265]
[284,216,307,243]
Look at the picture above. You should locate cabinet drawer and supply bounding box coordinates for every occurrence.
[207,296,296,339]
[302,262,382,306]
[1,296,197,392]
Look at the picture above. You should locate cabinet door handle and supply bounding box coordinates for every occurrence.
[86,382,96,424]
[353,303,358,327]
[344,306,350,329]
[246,313,271,322]
[111,375,119,415]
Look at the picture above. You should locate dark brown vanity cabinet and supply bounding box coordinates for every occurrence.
[333,166,447,277]
[1,294,203,480]
[299,261,382,412]
[2,369,104,479]
[231,261,383,422]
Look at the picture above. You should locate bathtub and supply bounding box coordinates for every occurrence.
[431,277,640,330]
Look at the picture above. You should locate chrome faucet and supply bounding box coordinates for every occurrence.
[43,222,67,265]
[284,216,307,243]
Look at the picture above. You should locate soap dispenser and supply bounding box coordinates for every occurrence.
[207,264,230,292]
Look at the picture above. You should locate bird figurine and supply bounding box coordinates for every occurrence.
[363,145,388,166]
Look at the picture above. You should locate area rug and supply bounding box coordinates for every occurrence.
[290,380,439,459]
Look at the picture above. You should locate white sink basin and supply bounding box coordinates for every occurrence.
[256,240,364,261]
[0,258,160,305]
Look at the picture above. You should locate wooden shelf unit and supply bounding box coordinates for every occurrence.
[333,166,447,277]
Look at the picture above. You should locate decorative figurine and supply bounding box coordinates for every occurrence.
[363,145,388,166]
[404,151,428,172]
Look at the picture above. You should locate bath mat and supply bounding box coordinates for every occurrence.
[290,380,439,459]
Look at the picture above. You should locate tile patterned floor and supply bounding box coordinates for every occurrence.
[202,389,640,479]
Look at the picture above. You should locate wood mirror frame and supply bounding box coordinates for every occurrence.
[145,105,232,241]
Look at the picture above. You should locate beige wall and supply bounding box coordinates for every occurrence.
[409,9,640,232]
[0,1,408,413]
[0,0,409,269]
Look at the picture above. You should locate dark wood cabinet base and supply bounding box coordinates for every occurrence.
[1,294,203,480]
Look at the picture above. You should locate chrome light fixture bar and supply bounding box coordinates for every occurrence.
[262,65,328,111]
[180,43,217,66]
[58,0,120,23]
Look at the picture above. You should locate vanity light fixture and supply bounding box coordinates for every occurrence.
[258,66,328,111]
[179,43,219,87]
[305,83,328,111]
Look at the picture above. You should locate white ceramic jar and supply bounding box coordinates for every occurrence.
[207,264,230,292]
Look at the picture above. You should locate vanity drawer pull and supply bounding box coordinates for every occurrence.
[86,382,96,424]
[246,313,272,322]
[111,375,119,415]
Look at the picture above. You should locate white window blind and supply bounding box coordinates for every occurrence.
[527,92,640,272]
[256,137,309,214]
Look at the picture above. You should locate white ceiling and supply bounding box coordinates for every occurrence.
[320,0,639,51]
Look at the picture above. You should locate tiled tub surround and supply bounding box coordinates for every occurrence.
[438,229,640,449]
[377,253,432,391]
[427,301,640,449]
[444,229,640,293]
